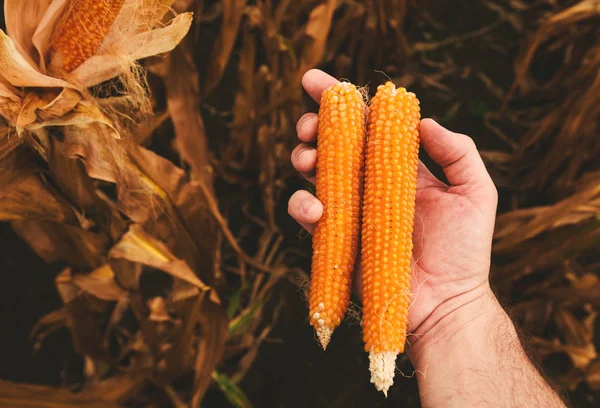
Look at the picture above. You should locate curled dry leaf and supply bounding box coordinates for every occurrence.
[109,224,211,291]
[56,266,128,303]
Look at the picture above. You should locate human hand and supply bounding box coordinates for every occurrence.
[288,69,498,360]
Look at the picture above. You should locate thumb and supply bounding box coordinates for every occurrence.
[420,119,497,201]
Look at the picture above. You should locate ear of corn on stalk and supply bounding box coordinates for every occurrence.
[49,0,126,73]
[309,82,367,349]
[361,82,420,395]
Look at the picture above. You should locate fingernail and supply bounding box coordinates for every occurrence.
[301,200,314,215]
[298,117,309,133]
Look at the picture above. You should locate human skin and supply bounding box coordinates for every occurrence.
[288,69,566,407]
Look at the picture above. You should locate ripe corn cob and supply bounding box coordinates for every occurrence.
[309,82,366,349]
[361,82,420,395]
[49,0,126,73]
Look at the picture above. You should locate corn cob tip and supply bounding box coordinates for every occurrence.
[316,325,333,350]
[369,351,397,397]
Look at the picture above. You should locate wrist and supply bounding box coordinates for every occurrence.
[406,283,514,368]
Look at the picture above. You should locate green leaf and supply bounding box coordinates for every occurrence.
[212,372,253,408]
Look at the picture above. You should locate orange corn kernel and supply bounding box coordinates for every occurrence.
[50,0,126,73]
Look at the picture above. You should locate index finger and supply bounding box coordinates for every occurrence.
[302,69,339,104]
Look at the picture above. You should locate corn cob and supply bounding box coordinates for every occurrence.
[309,82,366,349]
[49,0,126,73]
[361,82,420,395]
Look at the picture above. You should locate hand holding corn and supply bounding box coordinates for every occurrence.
[289,69,498,394]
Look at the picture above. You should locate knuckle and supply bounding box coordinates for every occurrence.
[460,134,477,151]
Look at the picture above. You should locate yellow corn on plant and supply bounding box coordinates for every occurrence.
[49,0,127,73]
[310,82,366,349]
[361,82,421,395]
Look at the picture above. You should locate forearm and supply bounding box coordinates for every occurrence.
[407,286,566,408]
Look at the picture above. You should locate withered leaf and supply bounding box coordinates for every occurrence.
[587,359,600,391]
[222,23,256,170]
[298,0,336,76]
[127,146,221,282]
[191,294,229,407]
[79,373,147,404]
[532,337,597,369]
[56,266,127,303]
[204,0,247,96]
[65,296,112,362]
[494,182,600,252]
[11,220,109,268]
[0,134,43,193]
[109,224,211,291]
[555,308,592,347]
[0,176,78,224]
[0,380,123,408]
[164,39,212,186]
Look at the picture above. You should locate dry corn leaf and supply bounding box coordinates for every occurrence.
[76,373,147,404]
[204,0,247,96]
[587,359,600,391]
[47,136,119,230]
[532,337,597,370]
[29,308,69,353]
[55,123,125,183]
[0,176,78,223]
[127,147,219,280]
[57,265,128,302]
[494,182,600,252]
[224,23,256,171]
[548,274,600,308]
[11,220,109,267]
[297,0,336,77]
[555,308,592,347]
[163,40,212,185]
[0,136,43,192]
[64,296,112,362]
[109,224,211,291]
[191,294,229,407]
[0,380,123,408]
